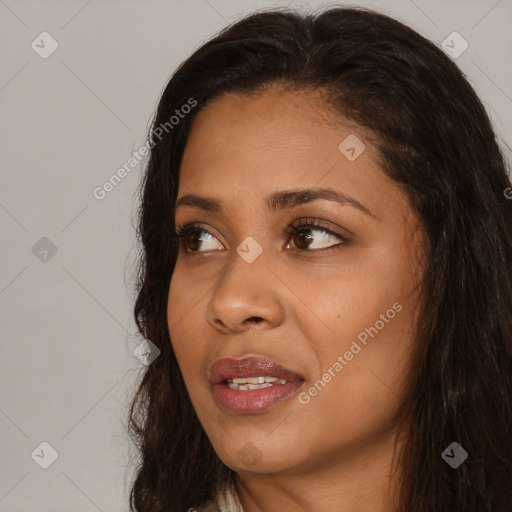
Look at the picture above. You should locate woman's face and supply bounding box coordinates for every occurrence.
[168,87,424,476]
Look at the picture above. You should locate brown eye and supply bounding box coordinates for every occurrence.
[176,226,224,253]
[185,231,202,251]
[287,223,347,251]
[292,228,315,250]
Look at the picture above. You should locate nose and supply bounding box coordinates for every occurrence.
[205,251,285,334]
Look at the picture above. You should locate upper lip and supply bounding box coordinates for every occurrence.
[208,356,305,384]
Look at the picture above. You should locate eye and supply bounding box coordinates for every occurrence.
[285,218,349,251]
[175,218,349,254]
[175,224,224,253]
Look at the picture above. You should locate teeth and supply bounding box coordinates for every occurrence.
[227,382,273,390]
[230,376,280,384]
[226,376,290,390]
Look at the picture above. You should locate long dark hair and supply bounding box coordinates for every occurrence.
[128,6,512,511]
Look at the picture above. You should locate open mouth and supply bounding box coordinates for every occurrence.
[208,356,306,413]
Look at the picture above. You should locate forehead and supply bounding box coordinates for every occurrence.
[177,87,406,221]
[181,87,350,171]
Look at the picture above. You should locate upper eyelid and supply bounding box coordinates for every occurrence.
[287,219,351,239]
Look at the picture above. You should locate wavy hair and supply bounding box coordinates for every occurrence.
[128,6,512,511]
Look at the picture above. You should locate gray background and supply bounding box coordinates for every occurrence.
[1,0,511,511]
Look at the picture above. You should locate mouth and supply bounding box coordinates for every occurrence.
[208,356,305,414]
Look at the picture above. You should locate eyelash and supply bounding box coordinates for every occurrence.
[174,217,350,254]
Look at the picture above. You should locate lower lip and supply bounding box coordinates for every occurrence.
[212,380,304,414]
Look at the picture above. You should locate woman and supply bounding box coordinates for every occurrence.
[128,6,512,512]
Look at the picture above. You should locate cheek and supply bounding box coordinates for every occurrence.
[286,258,415,412]
[167,268,205,373]
[167,262,208,332]
[167,263,189,323]
[285,254,407,348]
[291,305,414,455]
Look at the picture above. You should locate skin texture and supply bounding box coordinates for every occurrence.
[167,86,426,512]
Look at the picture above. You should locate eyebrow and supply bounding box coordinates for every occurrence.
[175,187,375,218]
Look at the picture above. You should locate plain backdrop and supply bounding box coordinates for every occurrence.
[0,0,511,511]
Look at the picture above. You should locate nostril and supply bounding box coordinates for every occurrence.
[245,316,264,324]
